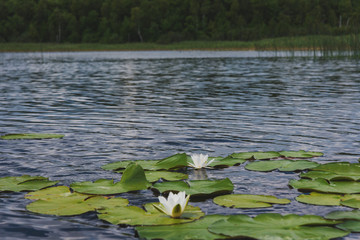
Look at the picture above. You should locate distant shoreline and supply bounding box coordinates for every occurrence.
[0,35,359,53]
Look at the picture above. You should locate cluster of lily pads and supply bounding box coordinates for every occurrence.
[0,133,357,239]
[3,142,360,239]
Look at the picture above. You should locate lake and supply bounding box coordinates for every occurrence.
[1,51,360,239]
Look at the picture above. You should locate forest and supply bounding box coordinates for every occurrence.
[1,0,360,44]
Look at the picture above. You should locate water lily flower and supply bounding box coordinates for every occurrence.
[155,191,190,218]
[188,153,214,169]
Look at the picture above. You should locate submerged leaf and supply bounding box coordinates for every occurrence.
[0,175,58,192]
[136,215,227,240]
[153,178,234,198]
[208,213,348,240]
[213,194,290,208]
[245,159,319,172]
[71,163,151,195]
[1,133,64,140]
[97,202,204,226]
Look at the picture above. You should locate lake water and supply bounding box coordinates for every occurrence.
[1,51,360,239]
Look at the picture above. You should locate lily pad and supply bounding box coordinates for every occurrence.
[207,156,246,168]
[143,171,188,182]
[136,215,228,240]
[301,162,360,181]
[337,220,360,232]
[155,153,189,170]
[102,160,160,171]
[279,150,323,158]
[213,194,290,208]
[0,175,58,192]
[71,163,151,195]
[230,151,281,160]
[152,178,234,198]
[245,159,319,172]
[26,186,129,216]
[296,192,360,207]
[289,178,360,194]
[1,133,64,140]
[97,202,204,226]
[326,210,360,221]
[208,213,348,240]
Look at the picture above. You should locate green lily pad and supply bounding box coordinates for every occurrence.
[296,192,360,206]
[326,210,360,221]
[207,156,246,167]
[152,178,234,198]
[0,175,58,192]
[71,163,151,195]
[143,171,188,182]
[326,211,360,232]
[245,159,319,172]
[279,150,323,158]
[155,153,189,170]
[213,194,290,208]
[136,215,228,240]
[97,202,204,226]
[1,133,64,140]
[230,151,281,160]
[337,220,360,232]
[26,186,129,216]
[289,178,360,194]
[208,213,348,239]
[115,170,188,183]
[301,162,360,181]
[102,160,160,171]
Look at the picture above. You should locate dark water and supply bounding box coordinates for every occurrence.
[1,51,360,239]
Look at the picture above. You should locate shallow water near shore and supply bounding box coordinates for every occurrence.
[1,51,360,239]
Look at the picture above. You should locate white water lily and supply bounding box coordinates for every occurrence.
[155,191,190,218]
[188,153,214,169]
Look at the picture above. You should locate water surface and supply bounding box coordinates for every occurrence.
[1,51,360,239]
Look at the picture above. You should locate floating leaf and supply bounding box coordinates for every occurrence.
[208,213,348,240]
[245,159,319,172]
[1,133,64,140]
[153,178,234,198]
[0,175,58,192]
[71,163,151,195]
[97,202,204,226]
[213,194,290,208]
[289,178,360,194]
[102,160,159,171]
[337,220,360,232]
[296,192,356,206]
[26,186,77,200]
[230,151,281,160]
[279,150,323,158]
[326,210,360,221]
[136,215,227,240]
[301,162,360,181]
[207,156,246,168]
[143,171,188,182]
[26,186,129,216]
[155,153,188,170]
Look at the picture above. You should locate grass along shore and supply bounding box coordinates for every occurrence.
[1,35,360,55]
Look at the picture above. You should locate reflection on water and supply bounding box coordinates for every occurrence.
[1,51,360,239]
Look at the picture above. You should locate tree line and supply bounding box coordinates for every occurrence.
[1,0,360,44]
